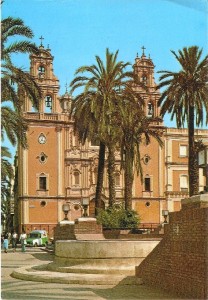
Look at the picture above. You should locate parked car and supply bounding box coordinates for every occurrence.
[26,230,48,247]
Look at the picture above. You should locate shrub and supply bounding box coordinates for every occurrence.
[97,206,140,229]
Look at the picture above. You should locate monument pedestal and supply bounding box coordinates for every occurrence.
[54,217,104,241]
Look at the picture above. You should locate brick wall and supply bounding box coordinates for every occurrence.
[74,219,102,234]
[135,194,208,299]
[54,218,103,241]
[54,224,76,240]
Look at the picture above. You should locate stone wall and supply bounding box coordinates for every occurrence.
[136,194,208,299]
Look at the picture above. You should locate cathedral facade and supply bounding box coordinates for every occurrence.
[16,44,208,236]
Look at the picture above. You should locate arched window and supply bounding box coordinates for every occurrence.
[142,74,147,85]
[38,65,45,78]
[147,102,154,117]
[45,95,52,113]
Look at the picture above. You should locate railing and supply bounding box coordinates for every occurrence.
[138,223,160,232]
[21,224,56,238]
[23,112,70,122]
[103,223,161,233]
[165,191,189,198]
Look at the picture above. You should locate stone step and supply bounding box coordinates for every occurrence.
[11,264,143,285]
[44,264,136,275]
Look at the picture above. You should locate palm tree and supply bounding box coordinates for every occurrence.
[1,147,14,186]
[158,46,208,196]
[1,105,28,148]
[1,16,42,231]
[119,98,163,209]
[1,146,14,233]
[1,16,42,146]
[70,48,134,211]
[70,92,106,212]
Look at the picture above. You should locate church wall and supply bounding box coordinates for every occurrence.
[27,125,58,195]
[134,137,165,199]
[172,140,188,163]
[134,199,160,224]
[28,199,58,223]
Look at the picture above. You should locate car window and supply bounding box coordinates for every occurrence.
[29,233,39,238]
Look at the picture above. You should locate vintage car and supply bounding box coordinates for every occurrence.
[26,230,48,247]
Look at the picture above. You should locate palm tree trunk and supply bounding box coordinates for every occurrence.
[188,105,199,196]
[107,146,116,207]
[124,149,134,210]
[95,142,106,215]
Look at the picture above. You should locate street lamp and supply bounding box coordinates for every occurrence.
[82,198,89,217]
[162,210,169,223]
[62,203,70,220]
[198,147,208,193]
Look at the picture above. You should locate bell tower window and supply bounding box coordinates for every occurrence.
[141,73,148,85]
[147,102,154,117]
[38,65,45,78]
[45,95,52,113]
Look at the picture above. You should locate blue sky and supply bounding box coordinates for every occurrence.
[2,0,208,157]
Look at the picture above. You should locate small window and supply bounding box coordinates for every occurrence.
[74,204,80,211]
[74,171,80,185]
[143,155,150,165]
[39,152,47,164]
[45,95,52,113]
[145,201,151,207]
[115,172,120,186]
[179,145,187,157]
[40,201,46,207]
[180,175,188,192]
[39,177,47,190]
[144,177,151,192]
[94,167,98,184]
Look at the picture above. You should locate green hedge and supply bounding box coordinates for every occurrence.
[97,206,140,229]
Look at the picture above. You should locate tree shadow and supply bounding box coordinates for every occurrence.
[63,277,184,300]
[31,252,54,262]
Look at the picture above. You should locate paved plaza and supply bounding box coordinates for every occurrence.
[1,246,184,300]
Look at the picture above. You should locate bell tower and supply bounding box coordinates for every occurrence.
[133,47,162,120]
[24,38,61,114]
[18,39,71,236]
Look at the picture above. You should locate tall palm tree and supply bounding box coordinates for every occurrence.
[70,48,134,211]
[1,146,14,232]
[119,98,163,209]
[1,16,42,231]
[70,92,106,212]
[158,46,208,196]
[1,16,42,146]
